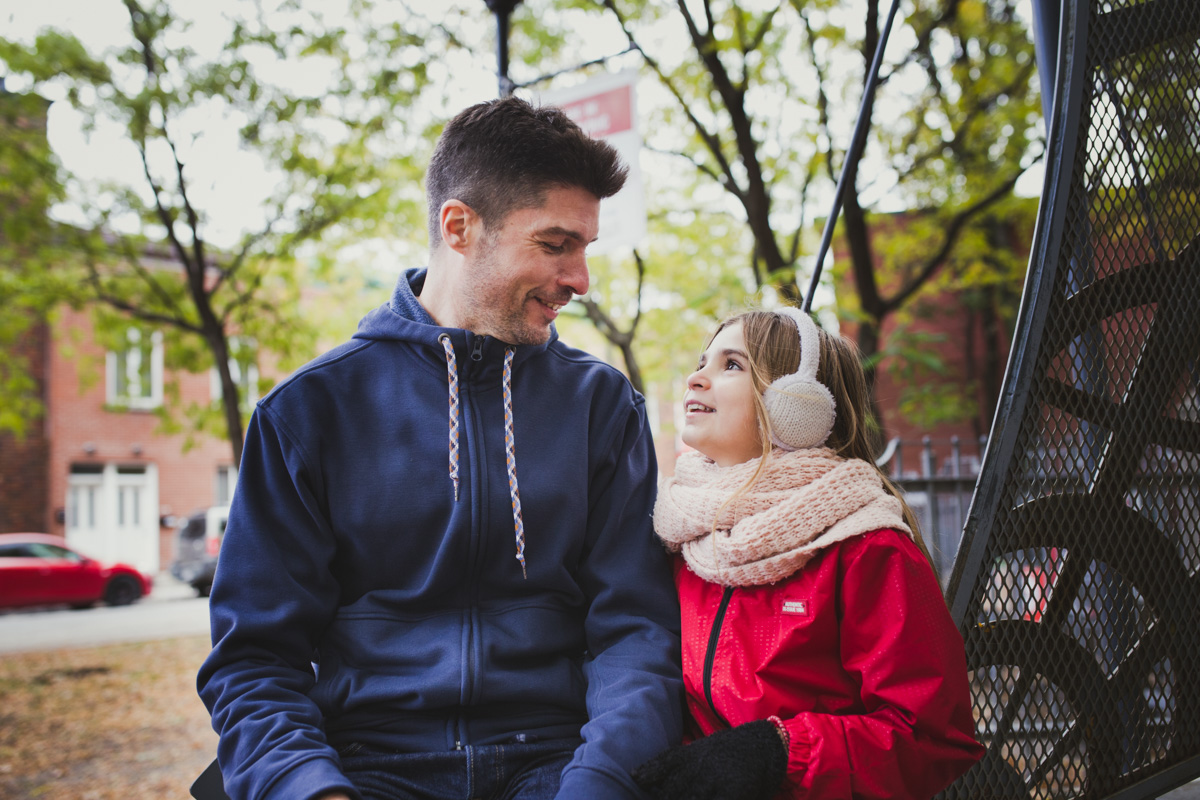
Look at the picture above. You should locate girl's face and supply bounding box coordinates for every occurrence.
[682,322,763,467]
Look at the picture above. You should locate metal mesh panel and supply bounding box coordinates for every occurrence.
[942,0,1200,797]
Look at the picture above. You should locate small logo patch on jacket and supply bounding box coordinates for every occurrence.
[782,599,808,616]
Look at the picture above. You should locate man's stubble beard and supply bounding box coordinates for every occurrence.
[462,245,553,347]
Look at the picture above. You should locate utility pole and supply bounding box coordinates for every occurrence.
[483,0,522,97]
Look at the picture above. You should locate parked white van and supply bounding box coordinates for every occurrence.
[169,506,229,597]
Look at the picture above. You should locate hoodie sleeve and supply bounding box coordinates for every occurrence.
[555,398,685,800]
[779,530,984,799]
[197,405,361,800]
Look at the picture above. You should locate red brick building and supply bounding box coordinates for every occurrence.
[0,319,51,535]
[0,87,268,576]
[2,305,246,575]
[869,290,1012,476]
[835,208,1034,479]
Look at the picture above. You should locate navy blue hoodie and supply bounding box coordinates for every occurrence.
[199,269,683,800]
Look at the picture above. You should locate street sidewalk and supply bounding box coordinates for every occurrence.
[1163,780,1200,799]
[149,569,201,602]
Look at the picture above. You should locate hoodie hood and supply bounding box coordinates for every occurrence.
[353,268,558,366]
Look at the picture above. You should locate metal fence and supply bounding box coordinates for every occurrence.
[938,1,1200,798]
[877,436,986,588]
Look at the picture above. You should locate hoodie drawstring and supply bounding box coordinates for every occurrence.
[439,335,527,578]
[438,335,461,502]
[502,348,527,578]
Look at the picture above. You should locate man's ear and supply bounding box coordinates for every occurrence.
[439,199,478,255]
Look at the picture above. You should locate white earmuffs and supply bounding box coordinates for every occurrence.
[763,308,836,450]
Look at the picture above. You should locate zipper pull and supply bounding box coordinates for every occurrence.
[454,739,464,751]
[471,337,484,362]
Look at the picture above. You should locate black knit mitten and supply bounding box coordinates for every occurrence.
[632,720,788,800]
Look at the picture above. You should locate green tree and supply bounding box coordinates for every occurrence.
[0,0,442,464]
[586,0,1042,429]
[0,88,74,437]
[567,202,760,396]
[870,199,1036,435]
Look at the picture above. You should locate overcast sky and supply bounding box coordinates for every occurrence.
[1,0,511,252]
[2,0,1044,268]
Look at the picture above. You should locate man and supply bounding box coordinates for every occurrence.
[198,96,682,800]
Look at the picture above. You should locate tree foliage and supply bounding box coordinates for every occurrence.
[0,0,444,463]
[2,0,1047,456]
[544,0,1043,433]
[844,0,1042,415]
[0,89,73,438]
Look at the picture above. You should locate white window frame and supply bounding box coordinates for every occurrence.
[67,470,104,533]
[106,328,164,409]
[215,464,238,507]
[115,466,148,530]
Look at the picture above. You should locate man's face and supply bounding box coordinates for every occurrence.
[458,185,600,346]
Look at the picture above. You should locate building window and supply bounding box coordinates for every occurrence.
[106,328,163,409]
[211,337,258,414]
[67,483,100,530]
[116,465,146,527]
[215,465,238,506]
[67,464,104,532]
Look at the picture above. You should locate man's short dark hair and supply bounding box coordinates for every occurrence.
[426,95,628,247]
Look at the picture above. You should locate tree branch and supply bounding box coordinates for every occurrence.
[884,168,1026,313]
[881,0,963,81]
[674,0,784,272]
[112,235,188,317]
[745,3,784,58]
[629,249,645,334]
[899,61,1038,180]
[797,7,837,183]
[602,0,743,201]
[124,0,202,292]
[166,134,208,284]
[642,142,731,193]
[83,257,202,334]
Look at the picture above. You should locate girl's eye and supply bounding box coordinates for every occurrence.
[724,359,742,371]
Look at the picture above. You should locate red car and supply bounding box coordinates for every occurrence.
[0,533,154,610]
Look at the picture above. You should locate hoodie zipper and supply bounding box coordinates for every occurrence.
[703,586,734,727]
[457,332,488,750]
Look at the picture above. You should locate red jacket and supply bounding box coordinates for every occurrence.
[677,528,983,799]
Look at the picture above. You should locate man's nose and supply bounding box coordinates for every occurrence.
[560,253,590,296]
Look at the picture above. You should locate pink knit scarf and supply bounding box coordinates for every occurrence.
[655,447,911,586]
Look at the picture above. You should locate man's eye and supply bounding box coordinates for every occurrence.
[541,242,566,253]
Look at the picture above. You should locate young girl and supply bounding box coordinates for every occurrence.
[634,308,983,800]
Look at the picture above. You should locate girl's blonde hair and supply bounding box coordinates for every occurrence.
[708,309,934,565]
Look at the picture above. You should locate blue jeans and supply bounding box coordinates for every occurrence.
[338,739,579,800]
